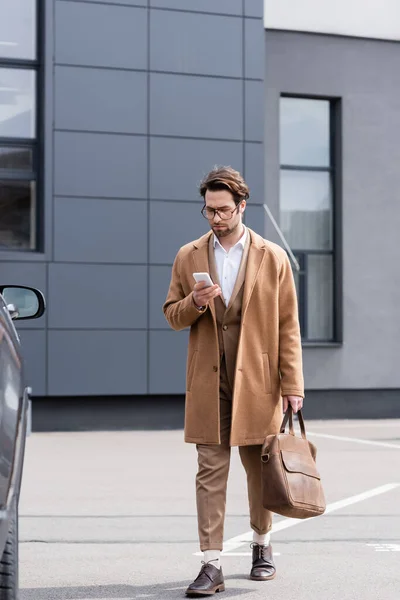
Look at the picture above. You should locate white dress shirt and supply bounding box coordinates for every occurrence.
[213,226,247,306]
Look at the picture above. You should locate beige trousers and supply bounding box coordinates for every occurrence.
[196,356,273,551]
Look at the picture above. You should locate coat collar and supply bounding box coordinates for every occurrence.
[242,230,266,317]
[192,230,213,250]
[191,228,266,319]
[191,231,214,318]
[227,232,250,311]
[192,227,266,251]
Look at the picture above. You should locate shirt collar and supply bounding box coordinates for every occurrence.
[213,225,247,250]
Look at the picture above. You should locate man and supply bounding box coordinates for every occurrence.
[163,166,304,596]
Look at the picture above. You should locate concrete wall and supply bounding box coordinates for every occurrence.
[265,30,400,390]
[264,0,400,41]
[1,0,265,397]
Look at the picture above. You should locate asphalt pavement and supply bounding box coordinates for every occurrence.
[19,418,400,600]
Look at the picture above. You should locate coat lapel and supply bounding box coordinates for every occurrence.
[226,230,250,311]
[242,230,266,317]
[192,231,216,320]
[208,235,221,288]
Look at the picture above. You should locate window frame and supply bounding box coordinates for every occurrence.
[280,93,342,345]
[0,0,42,252]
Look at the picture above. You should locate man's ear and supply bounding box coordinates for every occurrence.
[240,200,247,214]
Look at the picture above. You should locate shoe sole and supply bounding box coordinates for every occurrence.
[186,584,225,596]
[250,572,276,581]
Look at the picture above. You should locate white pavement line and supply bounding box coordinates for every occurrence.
[194,482,400,556]
[307,431,400,449]
[367,543,400,552]
[309,422,400,429]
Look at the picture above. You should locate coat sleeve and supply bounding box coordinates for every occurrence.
[163,250,207,331]
[278,252,305,398]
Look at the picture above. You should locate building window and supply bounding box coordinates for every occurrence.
[279,96,341,342]
[0,1,39,250]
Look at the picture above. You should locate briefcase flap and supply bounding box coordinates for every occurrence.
[280,449,321,480]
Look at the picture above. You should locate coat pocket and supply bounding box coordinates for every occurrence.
[186,350,198,392]
[262,352,272,394]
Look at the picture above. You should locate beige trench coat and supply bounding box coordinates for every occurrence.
[163,228,304,446]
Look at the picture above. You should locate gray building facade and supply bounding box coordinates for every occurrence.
[1,0,399,422]
[1,0,265,400]
[265,30,400,395]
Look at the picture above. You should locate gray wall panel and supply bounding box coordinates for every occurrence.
[150,137,243,201]
[150,10,242,77]
[54,132,147,198]
[150,0,242,15]
[55,67,147,134]
[244,0,263,17]
[245,80,264,141]
[245,142,264,204]
[150,74,243,139]
[48,264,147,328]
[0,263,47,329]
[149,330,189,394]
[150,201,208,264]
[54,198,147,263]
[69,0,147,5]
[18,330,46,395]
[245,18,264,79]
[48,330,147,395]
[266,31,400,388]
[55,2,147,69]
[149,266,173,329]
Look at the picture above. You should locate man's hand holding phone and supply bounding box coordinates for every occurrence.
[193,273,222,309]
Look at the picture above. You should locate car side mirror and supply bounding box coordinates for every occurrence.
[0,286,46,320]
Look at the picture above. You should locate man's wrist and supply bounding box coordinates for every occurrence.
[193,297,206,312]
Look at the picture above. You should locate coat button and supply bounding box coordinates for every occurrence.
[213,366,218,372]
[222,325,228,331]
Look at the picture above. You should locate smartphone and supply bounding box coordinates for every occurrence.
[193,272,214,288]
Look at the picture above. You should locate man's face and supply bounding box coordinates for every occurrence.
[204,189,246,239]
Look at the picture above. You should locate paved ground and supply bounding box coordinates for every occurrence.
[19,419,400,600]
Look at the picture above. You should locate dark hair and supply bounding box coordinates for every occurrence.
[199,166,250,206]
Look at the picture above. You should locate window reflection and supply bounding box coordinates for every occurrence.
[0,180,36,249]
[0,146,32,170]
[307,255,333,340]
[280,170,332,251]
[0,0,36,60]
[279,96,336,341]
[280,97,330,167]
[0,69,36,138]
[0,0,37,252]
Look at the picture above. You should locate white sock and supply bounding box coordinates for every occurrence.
[253,531,271,546]
[204,550,221,569]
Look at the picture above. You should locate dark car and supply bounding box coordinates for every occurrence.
[0,285,45,599]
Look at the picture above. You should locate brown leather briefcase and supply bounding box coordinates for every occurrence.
[261,407,326,519]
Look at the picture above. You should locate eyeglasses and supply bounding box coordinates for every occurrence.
[201,204,240,221]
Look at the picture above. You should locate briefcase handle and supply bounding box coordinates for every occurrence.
[280,405,307,440]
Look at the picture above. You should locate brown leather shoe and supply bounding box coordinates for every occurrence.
[249,543,276,581]
[186,561,225,596]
